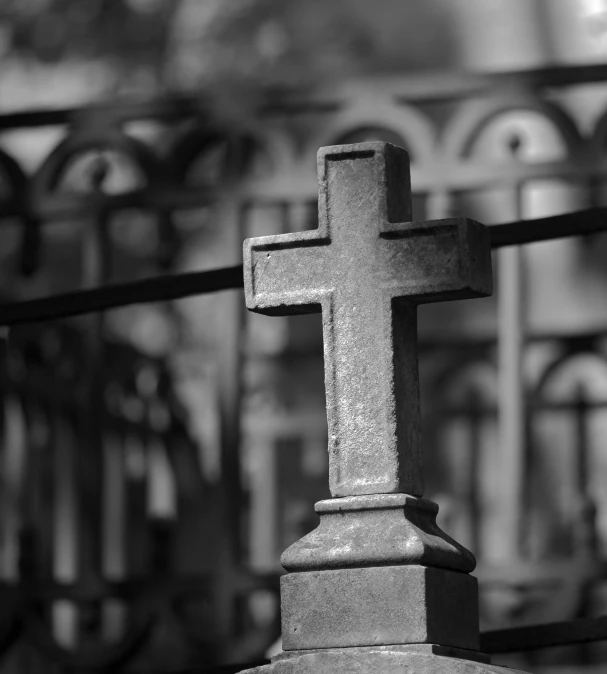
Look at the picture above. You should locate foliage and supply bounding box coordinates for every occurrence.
[168,0,457,90]
[0,0,176,86]
[0,0,457,95]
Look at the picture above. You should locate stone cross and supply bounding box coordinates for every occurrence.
[244,142,492,498]
[242,143,530,674]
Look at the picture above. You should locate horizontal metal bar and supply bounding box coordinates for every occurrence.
[0,186,216,223]
[420,329,607,350]
[0,207,606,326]
[489,207,607,248]
[233,158,599,200]
[3,572,279,603]
[0,162,599,224]
[0,96,211,130]
[442,399,607,416]
[0,162,601,226]
[0,265,244,326]
[476,559,607,588]
[0,576,211,602]
[385,62,607,103]
[3,61,607,131]
[480,615,607,654]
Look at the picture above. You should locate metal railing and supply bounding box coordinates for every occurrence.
[3,61,607,670]
[1,204,606,661]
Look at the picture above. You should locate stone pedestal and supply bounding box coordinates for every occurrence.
[280,495,479,652]
[242,142,533,674]
[241,494,528,674]
[282,566,478,651]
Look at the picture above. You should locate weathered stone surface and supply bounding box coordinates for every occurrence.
[244,142,492,498]
[241,647,529,674]
[242,142,511,674]
[281,565,479,651]
[281,494,476,573]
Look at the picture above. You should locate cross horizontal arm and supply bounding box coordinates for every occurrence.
[244,230,332,315]
[377,218,492,302]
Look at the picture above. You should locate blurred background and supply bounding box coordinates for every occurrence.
[1,0,607,672]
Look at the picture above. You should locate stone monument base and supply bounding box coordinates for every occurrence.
[282,565,479,651]
[242,645,529,674]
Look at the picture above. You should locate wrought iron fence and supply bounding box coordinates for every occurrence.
[2,198,607,669]
[0,95,281,672]
[2,62,607,671]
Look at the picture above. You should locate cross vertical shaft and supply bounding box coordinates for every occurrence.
[245,142,492,497]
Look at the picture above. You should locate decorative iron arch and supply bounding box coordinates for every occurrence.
[588,104,607,164]
[0,146,28,200]
[33,126,166,194]
[32,126,178,269]
[171,127,244,185]
[0,147,40,276]
[436,358,498,408]
[170,121,294,186]
[240,124,297,179]
[22,605,155,670]
[441,95,584,161]
[305,99,436,168]
[534,347,607,397]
